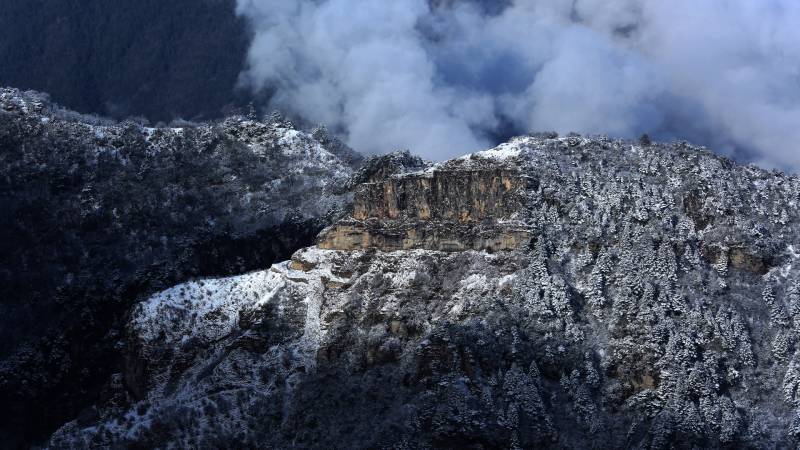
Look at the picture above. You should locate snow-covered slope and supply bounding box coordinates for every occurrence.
[50,247,519,448]
[0,87,362,446]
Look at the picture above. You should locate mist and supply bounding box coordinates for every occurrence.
[235,0,800,171]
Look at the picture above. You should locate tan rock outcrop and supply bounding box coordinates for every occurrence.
[352,169,524,222]
[318,164,530,252]
[701,244,770,274]
[317,220,530,252]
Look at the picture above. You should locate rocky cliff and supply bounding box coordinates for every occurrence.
[318,154,530,252]
[47,134,800,449]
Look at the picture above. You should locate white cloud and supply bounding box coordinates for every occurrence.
[236,0,800,170]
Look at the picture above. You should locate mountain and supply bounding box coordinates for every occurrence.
[46,132,800,448]
[0,88,360,447]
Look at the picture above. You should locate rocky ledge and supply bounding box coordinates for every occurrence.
[318,151,531,252]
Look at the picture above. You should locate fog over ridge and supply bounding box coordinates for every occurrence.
[235,0,800,171]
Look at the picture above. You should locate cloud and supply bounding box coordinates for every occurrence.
[236,0,800,170]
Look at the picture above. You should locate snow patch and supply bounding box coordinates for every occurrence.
[133,269,285,345]
[469,142,523,161]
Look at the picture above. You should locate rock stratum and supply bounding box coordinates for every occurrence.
[318,158,530,252]
[46,130,800,448]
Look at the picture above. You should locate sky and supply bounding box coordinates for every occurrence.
[234,0,800,171]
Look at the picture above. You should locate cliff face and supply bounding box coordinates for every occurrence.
[318,159,530,252]
[317,221,531,252]
[352,169,523,222]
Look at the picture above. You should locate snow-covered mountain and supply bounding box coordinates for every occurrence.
[0,88,361,446]
[47,132,800,448]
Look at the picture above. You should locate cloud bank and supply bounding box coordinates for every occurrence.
[236,0,800,170]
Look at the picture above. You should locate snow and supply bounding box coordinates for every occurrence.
[396,140,526,178]
[272,127,352,181]
[460,273,489,291]
[468,141,524,161]
[130,247,354,368]
[276,128,304,156]
[778,245,800,277]
[289,247,355,285]
[133,269,285,345]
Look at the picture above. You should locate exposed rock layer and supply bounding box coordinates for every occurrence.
[317,219,530,252]
[319,164,530,252]
[352,169,524,221]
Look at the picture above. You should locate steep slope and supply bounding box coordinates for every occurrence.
[0,88,360,446]
[49,135,800,448]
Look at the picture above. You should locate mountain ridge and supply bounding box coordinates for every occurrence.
[44,127,800,448]
[0,87,360,447]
